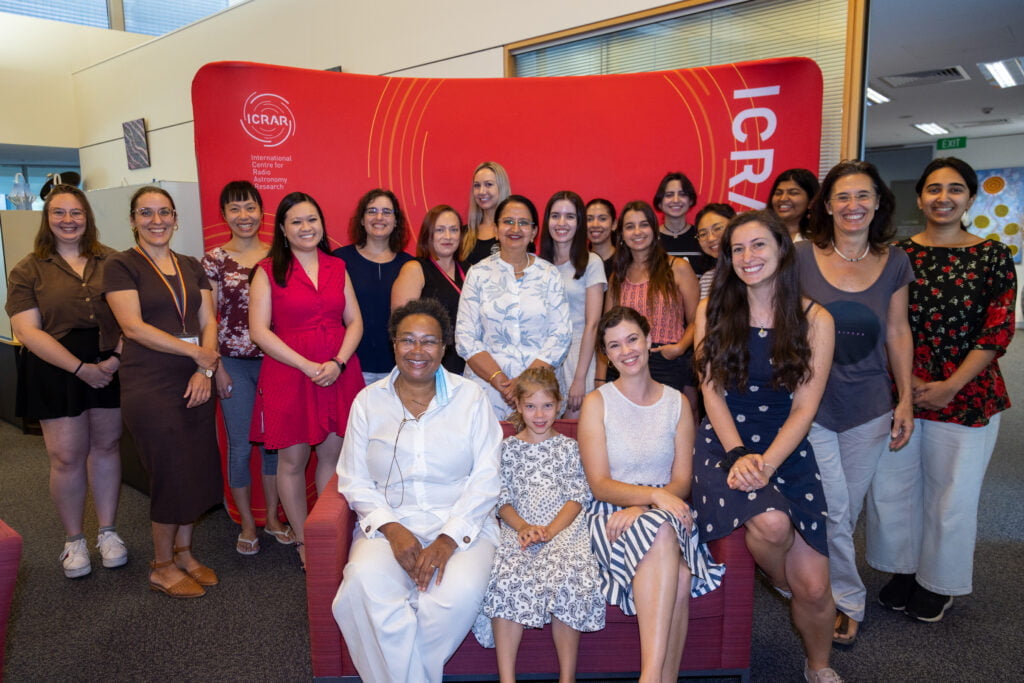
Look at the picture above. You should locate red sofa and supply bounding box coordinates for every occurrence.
[305,420,753,681]
[0,518,23,680]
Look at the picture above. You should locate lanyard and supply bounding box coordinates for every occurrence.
[430,258,464,294]
[134,246,188,334]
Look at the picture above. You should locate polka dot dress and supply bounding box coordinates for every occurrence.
[691,329,829,556]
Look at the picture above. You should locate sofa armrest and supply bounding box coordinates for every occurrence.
[0,519,24,681]
[305,473,353,678]
[705,527,754,670]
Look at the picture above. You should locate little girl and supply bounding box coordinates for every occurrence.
[473,367,605,683]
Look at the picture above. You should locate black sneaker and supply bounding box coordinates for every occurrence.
[878,573,917,611]
[905,586,954,622]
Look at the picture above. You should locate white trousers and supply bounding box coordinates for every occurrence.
[808,413,892,622]
[865,414,1001,596]
[332,535,496,683]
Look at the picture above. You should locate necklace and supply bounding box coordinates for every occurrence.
[395,379,433,418]
[662,223,689,237]
[750,316,771,339]
[513,253,531,279]
[831,240,870,262]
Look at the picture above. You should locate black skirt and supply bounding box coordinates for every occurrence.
[16,327,120,420]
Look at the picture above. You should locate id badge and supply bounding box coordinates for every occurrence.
[178,335,200,346]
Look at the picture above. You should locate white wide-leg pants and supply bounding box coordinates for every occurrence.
[332,534,495,683]
[866,414,1001,596]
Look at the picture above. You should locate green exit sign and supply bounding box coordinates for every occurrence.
[937,136,967,150]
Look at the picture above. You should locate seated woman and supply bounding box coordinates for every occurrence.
[692,210,840,683]
[333,298,502,683]
[578,306,723,683]
[390,204,467,374]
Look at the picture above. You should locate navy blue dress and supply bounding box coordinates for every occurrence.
[691,328,829,556]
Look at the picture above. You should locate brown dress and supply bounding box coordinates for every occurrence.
[103,248,222,524]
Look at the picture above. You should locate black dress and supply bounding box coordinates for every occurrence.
[691,328,828,556]
[417,257,466,374]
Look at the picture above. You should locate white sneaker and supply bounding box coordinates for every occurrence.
[96,530,128,568]
[60,538,92,578]
[804,660,844,683]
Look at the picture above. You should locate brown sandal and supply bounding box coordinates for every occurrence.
[833,610,858,646]
[173,545,219,586]
[149,560,205,598]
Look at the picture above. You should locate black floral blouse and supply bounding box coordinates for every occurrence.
[900,238,1016,427]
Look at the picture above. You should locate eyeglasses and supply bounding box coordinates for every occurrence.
[365,207,395,217]
[697,225,726,241]
[50,208,85,220]
[133,208,176,219]
[394,336,441,350]
[500,217,534,228]
[829,191,876,206]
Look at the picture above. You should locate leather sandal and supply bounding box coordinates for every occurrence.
[832,610,858,647]
[149,560,205,599]
[173,545,219,586]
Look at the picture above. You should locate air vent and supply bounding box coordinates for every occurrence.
[952,118,1012,129]
[880,66,971,88]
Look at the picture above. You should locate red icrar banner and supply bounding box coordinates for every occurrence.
[192,59,822,250]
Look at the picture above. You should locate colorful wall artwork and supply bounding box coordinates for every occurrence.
[968,167,1023,263]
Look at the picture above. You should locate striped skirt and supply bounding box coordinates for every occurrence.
[589,498,725,616]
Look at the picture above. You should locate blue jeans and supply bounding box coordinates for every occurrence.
[221,356,277,488]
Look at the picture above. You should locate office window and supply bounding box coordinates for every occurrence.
[0,0,108,28]
[512,0,849,170]
[123,0,235,36]
[0,0,245,35]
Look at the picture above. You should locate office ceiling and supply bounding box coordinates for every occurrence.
[865,0,1024,149]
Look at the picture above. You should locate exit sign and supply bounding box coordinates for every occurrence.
[937,137,967,150]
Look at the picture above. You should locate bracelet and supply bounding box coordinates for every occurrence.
[718,445,749,471]
[594,378,607,383]
[487,369,505,383]
[110,351,121,360]
[331,358,346,373]
[72,361,84,376]
[763,462,777,476]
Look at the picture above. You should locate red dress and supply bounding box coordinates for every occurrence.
[250,252,364,449]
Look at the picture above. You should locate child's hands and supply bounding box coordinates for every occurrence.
[517,524,549,549]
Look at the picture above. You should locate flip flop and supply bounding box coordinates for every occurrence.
[833,610,858,647]
[264,525,295,545]
[236,535,260,556]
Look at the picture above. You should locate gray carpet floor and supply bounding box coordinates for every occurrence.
[2,340,1022,681]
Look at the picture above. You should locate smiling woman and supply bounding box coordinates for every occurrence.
[455,195,571,420]
[333,298,502,683]
[797,160,914,645]
[249,192,365,569]
[104,185,221,598]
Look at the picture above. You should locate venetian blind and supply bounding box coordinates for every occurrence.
[512,0,850,172]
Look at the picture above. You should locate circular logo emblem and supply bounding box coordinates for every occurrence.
[240,92,295,148]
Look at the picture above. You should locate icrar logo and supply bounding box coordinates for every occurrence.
[240,92,295,147]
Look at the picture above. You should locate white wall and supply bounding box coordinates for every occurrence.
[70,0,668,189]
[0,12,148,148]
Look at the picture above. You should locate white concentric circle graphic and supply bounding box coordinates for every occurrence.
[240,92,295,147]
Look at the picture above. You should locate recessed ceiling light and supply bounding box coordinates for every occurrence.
[978,58,1024,88]
[866,87,890,104]
[913,122,950,136]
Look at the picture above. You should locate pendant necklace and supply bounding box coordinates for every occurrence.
[831,240,870,262]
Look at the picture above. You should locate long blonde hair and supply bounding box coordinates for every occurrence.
[462,161,511,261]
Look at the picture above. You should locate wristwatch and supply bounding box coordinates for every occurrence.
[196,367,214,378]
